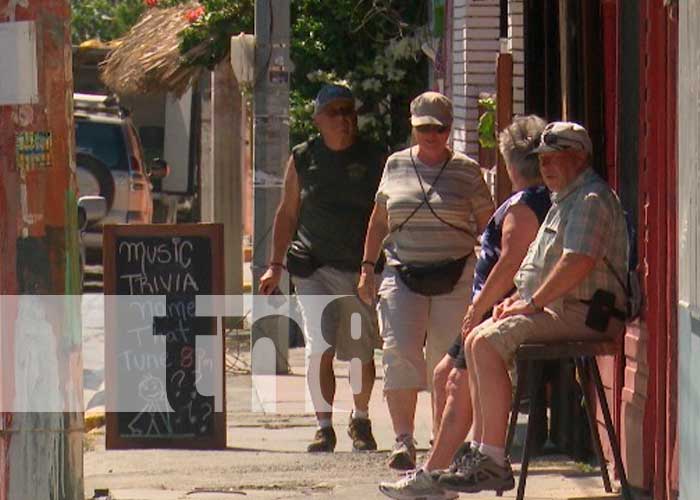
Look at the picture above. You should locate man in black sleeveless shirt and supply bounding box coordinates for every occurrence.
[259,84,385,453]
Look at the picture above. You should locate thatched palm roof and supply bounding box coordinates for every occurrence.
[100,4,206,96]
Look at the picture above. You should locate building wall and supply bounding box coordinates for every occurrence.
[676,1,697,497]
[508,0,525,115]
[450,0,499,158]
[638,2,679,497]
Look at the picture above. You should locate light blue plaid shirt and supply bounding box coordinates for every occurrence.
[515,168,629,309]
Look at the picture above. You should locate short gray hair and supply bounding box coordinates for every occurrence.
[498,115,547,180]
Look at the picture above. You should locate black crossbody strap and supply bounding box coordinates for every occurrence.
[603,256,629,298]
[391,199,426,233]
[389,148,451,233]
[391,148,474,239]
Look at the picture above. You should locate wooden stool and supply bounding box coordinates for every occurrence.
[504,340,633,500]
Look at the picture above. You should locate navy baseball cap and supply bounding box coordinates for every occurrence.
[313,84,355,116]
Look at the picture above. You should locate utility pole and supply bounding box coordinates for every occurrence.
[0,1,83,499]
[252,0,290,374]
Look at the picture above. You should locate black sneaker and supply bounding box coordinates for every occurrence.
[307,427,336,452]
[436,451,515,493]
[429,442,477,482]
[347,416,377,451]
[449,442,477,471]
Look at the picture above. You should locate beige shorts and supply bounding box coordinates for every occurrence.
[377,257,475,392]
[471,298,625,366]
[293,266,381,363]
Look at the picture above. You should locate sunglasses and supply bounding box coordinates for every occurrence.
[324,106,356,118]
[415,124,449,134]
[543,132,586,151]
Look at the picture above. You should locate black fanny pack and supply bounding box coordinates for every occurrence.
[394,255,469,296]
[286,241,320,278]
[581,289,627,332]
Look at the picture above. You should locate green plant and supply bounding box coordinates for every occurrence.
[173,0,254,69]
[575,461,598,475]
[477,95,497,149]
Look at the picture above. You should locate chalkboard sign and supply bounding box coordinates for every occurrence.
[103,224,226,449]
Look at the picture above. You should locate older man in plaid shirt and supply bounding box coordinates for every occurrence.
[432,122,629,495]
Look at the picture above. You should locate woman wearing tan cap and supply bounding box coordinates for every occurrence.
[358,91,494,472]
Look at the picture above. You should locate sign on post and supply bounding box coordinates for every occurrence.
[0,21,38,105]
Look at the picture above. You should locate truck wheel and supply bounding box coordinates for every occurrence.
[76,152,115,212]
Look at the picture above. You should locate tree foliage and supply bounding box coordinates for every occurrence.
[289,0,430,147]
[71,0,147,44]
[71,0,431,149]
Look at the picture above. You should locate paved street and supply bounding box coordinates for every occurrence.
[81,293,626,500]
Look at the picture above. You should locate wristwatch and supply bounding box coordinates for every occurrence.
[526,296,543,311]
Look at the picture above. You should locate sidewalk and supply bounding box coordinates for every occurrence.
[83,342,626,500]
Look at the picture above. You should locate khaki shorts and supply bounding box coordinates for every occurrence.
[472,298,625,367]
[377,257,475,392]
[294,266,381,363]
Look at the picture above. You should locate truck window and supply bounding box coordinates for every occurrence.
[75,121,129,171]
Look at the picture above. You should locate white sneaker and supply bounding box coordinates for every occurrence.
[379,469,459,500]
[387,435,417,470]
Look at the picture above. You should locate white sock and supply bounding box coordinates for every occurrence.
[479,443,506,467]
[352,409,369,420]
[317,418,332,429]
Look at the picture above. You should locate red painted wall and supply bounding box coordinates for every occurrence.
[663,5,678,497]
[637,1,678,498]
[602,3,678,497]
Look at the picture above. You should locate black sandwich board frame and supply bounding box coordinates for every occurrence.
[103,223,225,449]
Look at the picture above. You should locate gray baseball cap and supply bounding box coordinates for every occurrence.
[532,121,593,155]
[410,91,453,127]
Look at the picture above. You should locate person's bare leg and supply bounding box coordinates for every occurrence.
[424,367,472,470]
[386,388,418,437]
[471,335,511,449]
[464,332,483,444]
[351,359,375,413]
[431,354,454,434]
[307,350,336,421]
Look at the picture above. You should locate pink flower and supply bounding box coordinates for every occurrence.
[184,6,205,23]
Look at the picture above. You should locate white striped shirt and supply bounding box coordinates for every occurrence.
[376,146,494,265]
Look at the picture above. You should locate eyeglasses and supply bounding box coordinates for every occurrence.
[543,132,587,151]
[323,106,356,118]
[415,124,449,134]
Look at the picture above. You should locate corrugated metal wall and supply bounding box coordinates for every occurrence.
[677,1,700,497]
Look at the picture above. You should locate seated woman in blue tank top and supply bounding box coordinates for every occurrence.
[379,115,551,500]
